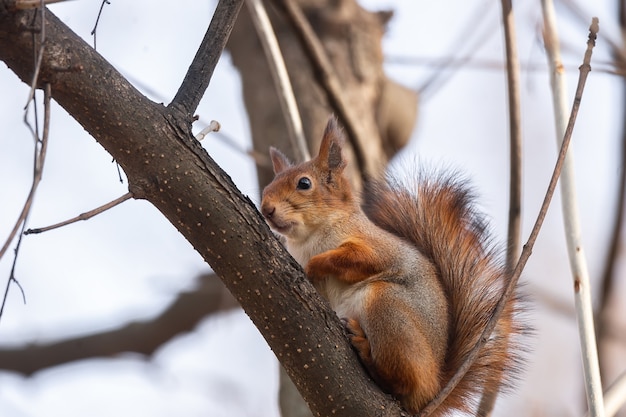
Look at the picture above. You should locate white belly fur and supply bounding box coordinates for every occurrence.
[316,277,369,320]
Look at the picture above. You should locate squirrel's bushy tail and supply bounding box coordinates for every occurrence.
[363,170,526,416]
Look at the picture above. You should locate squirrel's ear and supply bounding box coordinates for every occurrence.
[318,116,346,172]
[269,147,292,174]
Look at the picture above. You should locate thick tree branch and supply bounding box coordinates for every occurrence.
[170,0,244,116]
[0,6,398,416]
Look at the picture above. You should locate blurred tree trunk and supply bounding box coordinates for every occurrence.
[228,0,417,188]
[0,0,417,415]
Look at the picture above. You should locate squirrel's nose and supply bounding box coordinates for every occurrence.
[261,204,275,219]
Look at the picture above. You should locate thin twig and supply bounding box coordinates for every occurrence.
[24,192,133,235]
[0,83,52,321]
[170,0,244,116]
[541,7,605,416]
[476,0,522,414]
[195,120,221,141]
[416,0,495,100]
[419,18,599,417]
[245,0,310,162]
[194,120,271,166]
[0,6,47,260]
[90,0,110,50]
[387,55,622,77]
[559,0,623,62]
[501,0,523,273]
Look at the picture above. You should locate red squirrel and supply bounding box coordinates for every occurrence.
[261,117,523,415]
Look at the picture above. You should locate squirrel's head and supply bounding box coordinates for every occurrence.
[261,117,356,242]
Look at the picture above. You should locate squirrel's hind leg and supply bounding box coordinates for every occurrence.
[357,283,443,414]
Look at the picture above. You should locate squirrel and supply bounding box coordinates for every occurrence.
[261,117,524,416]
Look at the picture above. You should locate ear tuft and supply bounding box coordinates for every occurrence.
[269,147,293,174]
[318,116,346,172]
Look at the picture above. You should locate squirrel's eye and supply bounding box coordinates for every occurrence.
[297,177,312,190]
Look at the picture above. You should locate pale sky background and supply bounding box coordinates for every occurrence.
[0,1,624,416]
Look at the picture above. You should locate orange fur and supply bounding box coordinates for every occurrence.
[261,117,525,416]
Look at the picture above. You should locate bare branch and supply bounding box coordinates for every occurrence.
[90,0,110,50]
[0,273,238,375]
[416,0,495,100]
[541,7,605,416]
[501,0,523,273]
[419,18,599,417]
[0,83,52,320]
[246,0,309,162]
[170,0,244,116]
[388,55,622,77]
[476,1,523,414]
[24,192,133,235]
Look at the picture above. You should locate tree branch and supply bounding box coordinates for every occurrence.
[418,17,599,417]
[246,0,310,162]
[476,1,523,415]
[170,0,244,116]
[0,82,51,318]
[0,6,398,416]
[24,192,132,235]
[0,274,238,375]
[541,8,605,416]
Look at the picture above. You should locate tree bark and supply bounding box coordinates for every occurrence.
[0,4,406,416]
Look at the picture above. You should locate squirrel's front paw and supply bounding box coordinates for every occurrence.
[304,261,326,282]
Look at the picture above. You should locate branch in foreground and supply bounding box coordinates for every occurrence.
[418,17,599,417]
[0,7,397,416]
[541,8,605,417]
